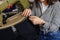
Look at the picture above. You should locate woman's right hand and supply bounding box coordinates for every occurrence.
[21,9,32,17]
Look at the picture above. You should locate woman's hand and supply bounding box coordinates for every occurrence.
[29,16,45,25]
[21,9,32,17]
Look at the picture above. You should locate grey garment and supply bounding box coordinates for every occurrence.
[31,1,60,33]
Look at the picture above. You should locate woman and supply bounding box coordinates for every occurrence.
[21,0,60,40]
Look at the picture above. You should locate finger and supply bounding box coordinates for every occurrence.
[25,9,32,16]
[22,9,31,17]
[21,11,25,16]
[29,18,35,23]
[29,16,36,19]
[28,9,32,16]
[25,10,30,17]
[21,9,28,16]
[29,17,33,21]
[29,17,37,25]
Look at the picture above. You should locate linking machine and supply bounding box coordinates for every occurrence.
[0,0,30,29]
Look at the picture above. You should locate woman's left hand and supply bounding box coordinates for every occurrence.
[29,16,45,25]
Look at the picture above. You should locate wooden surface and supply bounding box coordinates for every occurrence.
[0,13,25,29]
